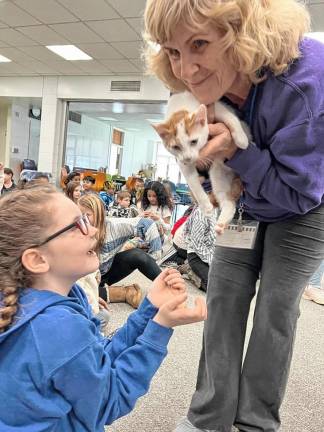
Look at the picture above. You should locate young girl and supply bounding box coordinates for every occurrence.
[78,194,163,291]
[140,181,174,238]
[0,186,207,431]
[65,181,82,203]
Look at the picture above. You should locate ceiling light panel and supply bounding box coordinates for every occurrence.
[0,54,11,62]
[46,45,93,61]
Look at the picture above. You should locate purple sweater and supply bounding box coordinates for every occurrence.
[226,38,324,222]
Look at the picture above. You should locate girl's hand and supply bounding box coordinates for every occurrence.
[196,122,238,171]
[147,268,186,308]
[149,213,160,221]
[0,162,4,171]
[153,294,207,328]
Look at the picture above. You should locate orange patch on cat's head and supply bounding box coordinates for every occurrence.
[152,106,206,147]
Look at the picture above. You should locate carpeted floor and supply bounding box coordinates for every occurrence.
[105,270,324,432]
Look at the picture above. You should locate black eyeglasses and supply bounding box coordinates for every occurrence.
[32,214,91,248]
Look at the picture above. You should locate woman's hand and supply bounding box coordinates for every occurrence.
[197,122,238,171]
[153,294,207,328]
[147,268,186,308]
[0,162,4,171]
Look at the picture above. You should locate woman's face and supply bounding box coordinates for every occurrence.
[79,205,95,227]
[163,21,243,105]
[73,186,82,202]
[147,189,158,206]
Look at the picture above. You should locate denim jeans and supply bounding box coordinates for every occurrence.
[188,204,324,432]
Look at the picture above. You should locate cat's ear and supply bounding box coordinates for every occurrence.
[194,105,207,126]
[152,123,170,140]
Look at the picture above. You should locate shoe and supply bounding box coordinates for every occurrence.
[161,260,178,269]
[174,417,215,432]
[178,262,190,275]
[106,283,143,309]
[302,286,324,305]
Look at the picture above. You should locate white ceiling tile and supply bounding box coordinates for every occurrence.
[0,61,36,74]
[0,47,35,63]
[49,22,104,43]
[106,0,146,18]
[22,46,65,62]
[17,25,69,45]
[0,41,10,48]
[130,58,145,72]
[14,0,79,24]
[72,60,111,74]
[100,59,139,73]
[77,43,124,59]
[0,1,40,26]
[87,19,140,42]
[110,41,143,59]
[126,18,144,36]
[45,60,85,74]
[17,60,60,74]
[0,21,8,29]
[0,29,38,46]
[58,0,119,21]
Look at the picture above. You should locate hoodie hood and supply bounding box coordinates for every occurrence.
[0,284,87,344]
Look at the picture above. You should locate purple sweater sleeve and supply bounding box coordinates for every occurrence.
[227,115,324,215]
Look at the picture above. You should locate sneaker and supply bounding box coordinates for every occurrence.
[174,417,215,432]
[302,286,324,305]
[161,260,178,269]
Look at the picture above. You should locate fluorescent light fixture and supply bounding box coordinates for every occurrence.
[0,54,12,62]
[46,45,92,61]
[98,116,118,121]
[306,32,324,44]
[126,128,140,131]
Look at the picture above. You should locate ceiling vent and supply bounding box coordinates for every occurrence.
[110,80,141,92]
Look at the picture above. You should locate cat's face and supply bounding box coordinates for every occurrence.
[153,104,209,165]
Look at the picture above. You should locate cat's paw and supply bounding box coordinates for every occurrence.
[232,131,249,149]
[201,202,214,217]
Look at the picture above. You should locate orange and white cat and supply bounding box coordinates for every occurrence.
[152,91,249,233]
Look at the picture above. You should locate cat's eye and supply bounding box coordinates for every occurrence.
[190,139,198,146]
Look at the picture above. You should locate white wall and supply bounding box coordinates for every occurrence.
[0,105,9,165]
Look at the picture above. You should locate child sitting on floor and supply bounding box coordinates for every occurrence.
[0,186,207,431]
[109,190,139,218]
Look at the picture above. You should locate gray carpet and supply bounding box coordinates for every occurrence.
[105,271,324,432]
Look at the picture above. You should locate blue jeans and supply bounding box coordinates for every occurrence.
[309,260,324,288]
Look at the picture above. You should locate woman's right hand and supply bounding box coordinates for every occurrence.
[153,293,207,328]
[196,122,237,171]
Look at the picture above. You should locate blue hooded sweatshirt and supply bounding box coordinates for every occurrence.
[0,285,173,431]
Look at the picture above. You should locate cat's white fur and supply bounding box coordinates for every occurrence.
[153,91,250,233]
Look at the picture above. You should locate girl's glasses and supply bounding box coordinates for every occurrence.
[33,214,91,248]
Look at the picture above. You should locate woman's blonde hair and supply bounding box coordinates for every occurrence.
[0,186,58,333]
[144,0,310,91]
[78,194,106,254]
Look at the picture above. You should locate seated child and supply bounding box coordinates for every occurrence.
[0,186,207,431]
[109,190,139,218]
[82,175,96,193]
[99,180,116,210]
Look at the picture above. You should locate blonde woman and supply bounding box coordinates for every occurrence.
[144,1,324,431]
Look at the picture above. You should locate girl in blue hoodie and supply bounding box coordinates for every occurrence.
[0,185,207,432]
